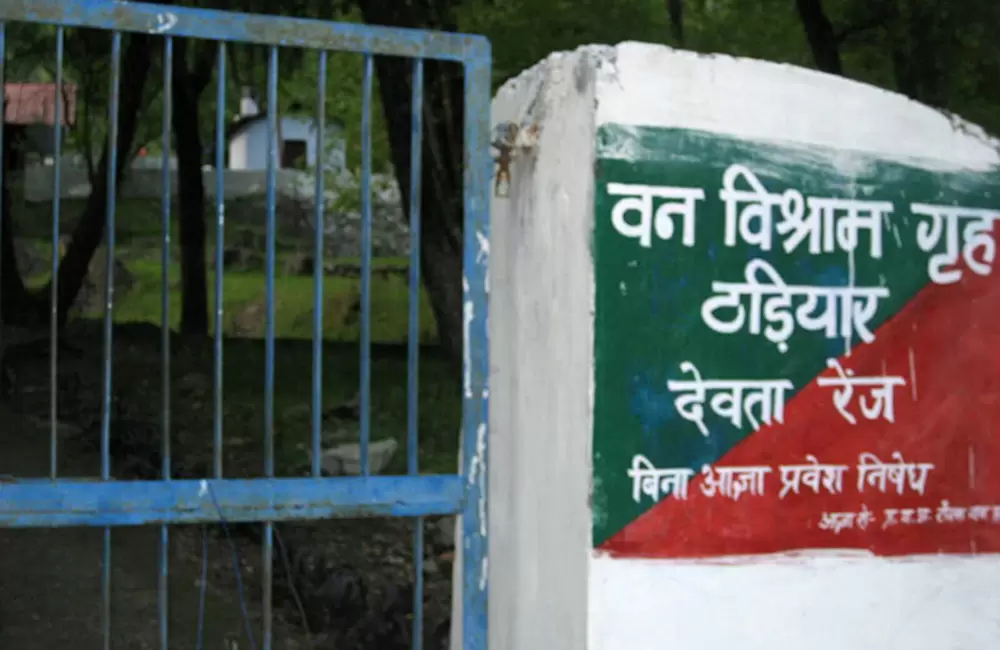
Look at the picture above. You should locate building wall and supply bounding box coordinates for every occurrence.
[279,115,315,168]
[228,115,345,171]
[228,128,251,170]
[19,164,312,201]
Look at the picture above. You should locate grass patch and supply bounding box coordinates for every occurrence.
[105,257,438,344]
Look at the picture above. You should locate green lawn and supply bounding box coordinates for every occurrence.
[107,255,439,344]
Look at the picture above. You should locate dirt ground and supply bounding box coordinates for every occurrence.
[0,323,457,650]
[0,407,309,650]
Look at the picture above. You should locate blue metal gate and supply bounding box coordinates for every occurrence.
[0,1,490,648]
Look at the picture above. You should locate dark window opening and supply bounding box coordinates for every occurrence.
[281,139,307,170]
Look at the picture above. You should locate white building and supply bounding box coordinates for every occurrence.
[227,89,346,172]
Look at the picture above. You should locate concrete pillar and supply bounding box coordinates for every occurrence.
[482,41,1000,650]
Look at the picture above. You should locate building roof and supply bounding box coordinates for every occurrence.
[228,113,265,140]
[3,83,78,126]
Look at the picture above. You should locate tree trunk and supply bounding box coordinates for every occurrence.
[667,0,685,46]
[796,0,843,75]
[875,0,950,108]
[355,0,467,367]
[172,38,214,335]
[46,33,155,321]
[1,120,30,324]
[0,182,26,320]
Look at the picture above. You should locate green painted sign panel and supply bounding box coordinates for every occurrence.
[591,124,1000,552]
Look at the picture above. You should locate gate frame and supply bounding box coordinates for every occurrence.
[0,1,492,648]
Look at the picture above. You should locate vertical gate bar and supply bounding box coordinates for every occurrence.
[102,29,123,481]
[214,41,227,479]
[460,41,492,650]
[262,521,274,650]
[0,23,5,346]
[407,56,425,650]
[311,50,327,478]
[49,26,64,479]
[359,52,373,476]
[264,44,277,482]
[262,44,279,650]
[101,29,124,650]
[159,34,174,650]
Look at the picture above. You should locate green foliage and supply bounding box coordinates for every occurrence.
[463,0,1000,137]
[457,0,676,86]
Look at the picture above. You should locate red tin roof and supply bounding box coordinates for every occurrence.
[3,83,78,126]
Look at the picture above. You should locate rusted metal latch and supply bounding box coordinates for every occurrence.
[491,121,540,198]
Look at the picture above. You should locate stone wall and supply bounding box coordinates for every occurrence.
[13,165,412,258]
